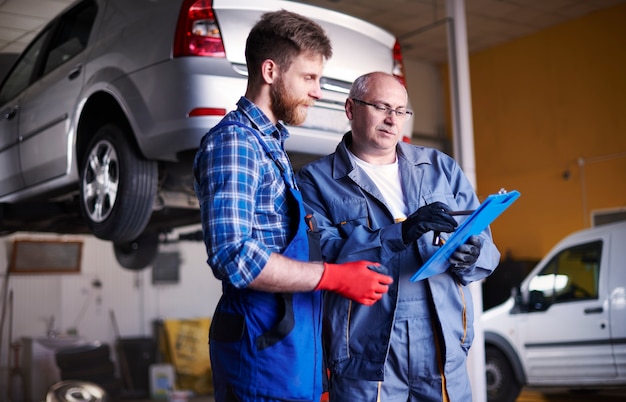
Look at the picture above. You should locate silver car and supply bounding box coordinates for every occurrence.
[0,0,412,268]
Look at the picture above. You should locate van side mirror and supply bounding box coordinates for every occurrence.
[528,290,550,312]
[511,286,521,303]
[510,286,526,313]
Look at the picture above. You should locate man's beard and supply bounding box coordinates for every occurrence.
[270,77,310,126]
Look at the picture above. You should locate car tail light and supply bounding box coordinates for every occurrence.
[392,40,407,87]
[174,0,225,57]
[188,107,226,117]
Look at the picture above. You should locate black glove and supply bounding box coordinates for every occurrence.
[449,235,482,269]
[401,202,458,244]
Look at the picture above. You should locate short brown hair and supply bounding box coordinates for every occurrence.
[245,10,332,81]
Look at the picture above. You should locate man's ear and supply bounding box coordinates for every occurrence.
[345,98,354,121]
[261,59,277,84]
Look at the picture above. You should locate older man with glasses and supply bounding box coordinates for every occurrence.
[296,71,501,401]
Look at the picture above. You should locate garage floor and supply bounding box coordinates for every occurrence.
[517,388,626,401]
[120,397,214,402]
[120,388,626,402]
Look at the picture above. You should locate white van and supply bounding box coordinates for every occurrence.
[481,221,626,402]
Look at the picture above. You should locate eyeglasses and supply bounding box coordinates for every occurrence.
[351,98,413,118]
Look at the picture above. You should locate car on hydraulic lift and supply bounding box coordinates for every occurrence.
[0,0,413,269]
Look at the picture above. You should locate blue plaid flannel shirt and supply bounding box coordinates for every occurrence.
[193,97,296,288]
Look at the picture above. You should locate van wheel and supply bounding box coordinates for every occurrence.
[485,346,521,402]
[113,231,160,270]
[80,124,157,242]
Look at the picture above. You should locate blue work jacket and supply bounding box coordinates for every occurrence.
[296,133,501,393]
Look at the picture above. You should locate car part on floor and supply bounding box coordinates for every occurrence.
[46,380,107,402]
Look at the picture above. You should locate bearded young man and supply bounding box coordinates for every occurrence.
[193,11,393,402]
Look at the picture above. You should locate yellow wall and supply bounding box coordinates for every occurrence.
[452,4,626,260]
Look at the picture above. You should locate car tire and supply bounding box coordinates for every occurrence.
[485,346,521,402]
[55,343,111,370]
[80,124,157,242]
[60,361,116,380]
[113,231,160,270]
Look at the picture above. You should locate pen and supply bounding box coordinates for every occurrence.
[432,210,475,246]
[305,214,318,231]
[448,210,474,216]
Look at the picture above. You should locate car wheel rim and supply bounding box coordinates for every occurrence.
[485,361,503,396]
[83,140,119,223]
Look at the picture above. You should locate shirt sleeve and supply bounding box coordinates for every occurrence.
[193,128,272,288]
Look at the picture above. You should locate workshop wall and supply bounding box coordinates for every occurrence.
[0,226,221,395]
[461,3,626,260]
[405,58,447,150]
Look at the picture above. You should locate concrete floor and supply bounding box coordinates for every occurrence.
[120,397,214,402]
[121,388,626,402]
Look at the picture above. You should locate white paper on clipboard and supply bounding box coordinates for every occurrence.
[410,190,521,282]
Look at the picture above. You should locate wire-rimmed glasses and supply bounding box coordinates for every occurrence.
[351,98,413,118]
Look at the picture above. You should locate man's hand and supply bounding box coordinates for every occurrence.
[315,261,393,306]
[402,202,458,244]
[449,235,482,269]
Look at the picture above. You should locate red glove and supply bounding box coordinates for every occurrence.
[315,261,393,306]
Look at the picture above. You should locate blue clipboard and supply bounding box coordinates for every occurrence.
[410,190,521,282]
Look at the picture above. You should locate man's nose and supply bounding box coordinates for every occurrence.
[384,110,399,123]
[311,83,322,100]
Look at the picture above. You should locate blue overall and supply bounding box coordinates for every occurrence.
[208,121,323,401]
